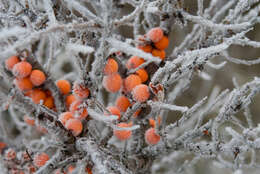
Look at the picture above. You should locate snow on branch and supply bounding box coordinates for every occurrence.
[66,43,95,54]
[107,38,161,63]
[182,11,253,32]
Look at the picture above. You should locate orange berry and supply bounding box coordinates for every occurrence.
[85,167,92,174]
[145,128,160,145]
[73,82,90,100]
[23,115,35,126]
[59,112,73,126]
[36,126,48,134]
[135,68,148,83]
[149,119,156,128]
[30,70,46,86]
[113,122,132,141]
[124,74,141,93]
[33,152,49,167]
[67,165,75,173]
[54,169,66,174]
[137,45,152,53]
[149,117,161,128]
[69,100,88,119]
[103,58,118,75]
[44,96,54,109]
[126,56,145,69]
[152,49,166,60]
[105,106,121,120]
[26,164,36,173]
[65,94,76,108]
[14,77,33,91]
[102,73,122,93]
[132,84,150,102]
[0,142,6,153]
[147,27,164,43]
[5,148,16,160]
[154,36,169,50]
[28,89,47,104]
[115,95,131,112]
[5,56,20,71]
[12,61,32,78]
[56,79,71,95]
[65,118,83,136]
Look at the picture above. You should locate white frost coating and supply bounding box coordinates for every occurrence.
[112,124,140,131]
[146,7,159,13]
[43,0,57,24]
[114,0,147,26]
[88,108,118,122]
[0,26,27,40]
[147,101,188,113]
[66,43,95,54]
[182,12,252,32]
[107,38,161,63]
[63,0,103,24]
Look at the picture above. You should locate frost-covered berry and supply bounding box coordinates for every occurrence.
[126,56,145,69]
[115,95,131,112]
[5,56,20,71]
[136,68,148,83]
[59,112,74,126]
[66,94,76,108]
[152,49,166,60]
[132,84,150,102]
[23,115,35,126]
[30,70,46,86]
[56,79,71,95]
[103,73,122,93]
[103,58,118,75]
[154,35,169,50]
[70,100,88,119]
[14,78,33,91]
[33,153,49,167]
[105,106,121,120]
[73,82,90,100]
[137,45,152,53]
[65,118,83,136]
[147,27,164,43]
[113,123,132,141]
[12,61,32,78]
[44,96,54,109]
[28,89,47,104]
[145,128,160,145]
[124,74,142,93]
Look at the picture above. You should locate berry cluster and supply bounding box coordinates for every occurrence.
[5,55,54,109]
[2,27,168,173]
[58,81,90,136]
[102,27,168,144]
[5,55,91,137]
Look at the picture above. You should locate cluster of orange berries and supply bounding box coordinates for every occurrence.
[1,145,50,174]
[1,143,93,174]
[102,27,168,144]
[58,81,90,136]
[5,55,55,109]
[5,55,91,137]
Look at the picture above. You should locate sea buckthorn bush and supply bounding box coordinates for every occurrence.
[1,1,260,174]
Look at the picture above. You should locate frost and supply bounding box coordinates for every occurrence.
[1,0,260,174]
